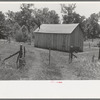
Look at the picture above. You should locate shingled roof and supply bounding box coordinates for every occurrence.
[34,23,79,34]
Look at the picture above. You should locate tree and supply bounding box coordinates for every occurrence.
[85,13,100,41]
[12,22,21,41]
[61,4,85,24]
[0,11,7,39]
[5,4,60,42]
[5,11,16,38]
[14,24,28,42]
[6,10,15,23]
[5,4,42,42]
[34,7,60,24]
[61,4,86,39]
[21,25,28,42]
[14,4,35,33]
[61,3,76,23]
[49,10,59,24]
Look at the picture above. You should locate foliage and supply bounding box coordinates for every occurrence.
[61,4,85,24]
[34,8,60,24]
[49,10,60,24]
[1,3,100,41]
[84,13,100,40]
[61,4,87,39]
[61,4,76,24]
[14,4,36,33]
[60,4,100,40]
[21,25,29,42]
[0,11,7,39]
[15,30,23,42]
[15,25,28,42]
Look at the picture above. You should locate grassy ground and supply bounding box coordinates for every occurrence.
[0,39,100,80]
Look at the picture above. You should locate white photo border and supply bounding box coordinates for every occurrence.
[0,1,100,99]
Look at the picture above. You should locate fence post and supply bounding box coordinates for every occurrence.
[49,47,51,66]
[89,42,90,48]
[69,52,71,64]
[92,55,95,62]
[19,44,23,58]
[24,46,26,57]
[98,41,100,60]
[18,44,24,69]
[98,48,100,60]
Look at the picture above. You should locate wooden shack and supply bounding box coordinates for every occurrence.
[34,23,83,52]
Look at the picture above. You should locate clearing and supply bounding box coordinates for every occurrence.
[0,39,100,80]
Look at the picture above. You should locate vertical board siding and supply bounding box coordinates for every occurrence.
[53,34,57,50]
[34,33,36,46]
[35,33,71,52]
[57,34,62,50]
[77,26,83,51]
[34,25,83,52]
[65,35,70,51]
[70,26,83,51]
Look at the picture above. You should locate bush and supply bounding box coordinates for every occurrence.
[15,30,23,42]
[15,31,28,42]
[15,25,28,42]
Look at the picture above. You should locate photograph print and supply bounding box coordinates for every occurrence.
[0,2,100,80]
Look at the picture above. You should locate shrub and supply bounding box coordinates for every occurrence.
[15,30,23,42]
[15,25,28,42]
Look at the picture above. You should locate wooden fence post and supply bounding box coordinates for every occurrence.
[98,48,100,60]
[17,45,26,69]
[19,44,23,58]
[98,42,100,60]
[69,52,71,64]
[92,55,95,62]
[89,42,90,48]
[24,46,26,57]
[2,44,26,69]
[18,44,24,69]
[49,47,51,66]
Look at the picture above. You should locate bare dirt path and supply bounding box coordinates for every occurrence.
[22,47,99,80]
[27,48,82,80]
[51,51,79,80]
[27,48,66,80]
[27,48,45,80]
[25,45,99,80]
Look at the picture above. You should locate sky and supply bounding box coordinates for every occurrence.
[0,2,100,20]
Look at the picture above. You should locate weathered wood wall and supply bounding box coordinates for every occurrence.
[34,25,83,52]
[34,33,71,52]
[70,25,83,51]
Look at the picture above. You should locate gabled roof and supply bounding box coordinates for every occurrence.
[34,23,79,34]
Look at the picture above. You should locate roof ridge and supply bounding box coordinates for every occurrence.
[42,23,79,25]
[34,23,79,34]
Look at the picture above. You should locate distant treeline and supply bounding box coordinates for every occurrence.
[0,3,100,42]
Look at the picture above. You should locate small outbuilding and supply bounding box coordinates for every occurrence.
[34,23,84,52]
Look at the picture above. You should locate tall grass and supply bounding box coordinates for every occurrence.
[71,56,100,80]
